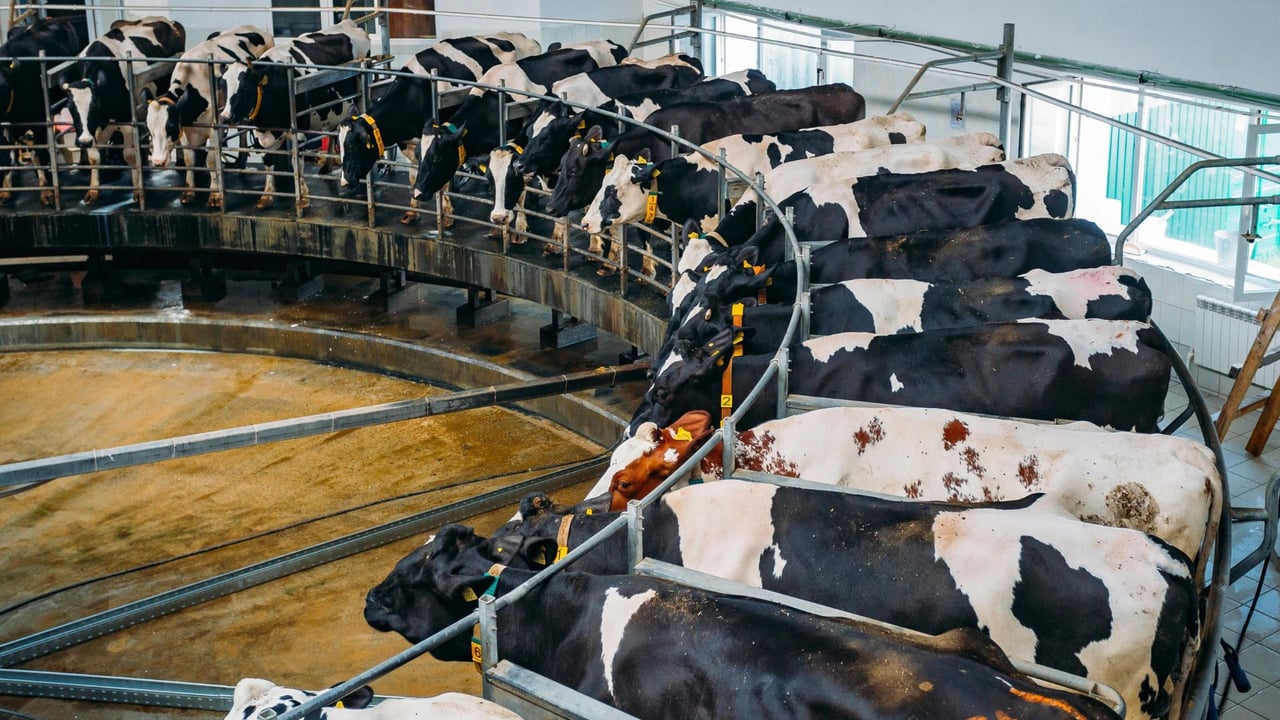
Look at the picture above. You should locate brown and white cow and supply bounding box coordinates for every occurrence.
[591,406,1219,559]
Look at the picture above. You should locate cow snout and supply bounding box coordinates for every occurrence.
[76,134,94,148]
[218,111,231,123]
[490,209,512,225]
[581,218,601,234]
[338,176,349,188]
[412,187,423,200]
[151,156,169,169]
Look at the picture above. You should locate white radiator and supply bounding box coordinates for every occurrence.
[1194,296,1280,389]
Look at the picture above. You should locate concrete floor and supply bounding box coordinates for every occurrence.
[0,270,648,719]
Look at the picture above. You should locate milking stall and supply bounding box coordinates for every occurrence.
[2,0,1279,718]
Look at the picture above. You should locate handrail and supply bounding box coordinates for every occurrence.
[1113,155,1280,262]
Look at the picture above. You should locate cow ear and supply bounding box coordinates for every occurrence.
[635,147,652,165]
[666,410,714,447]
[519,492,556,520]
[140,87,154,103]
[584,125,604,143]
[635,420,662,447]
[731,244,758,265]
[681,219,701,239]
[518,538,558,568]
[232,678,276,708]
[337,685,374,709]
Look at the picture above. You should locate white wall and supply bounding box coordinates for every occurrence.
[755,0,1280,98]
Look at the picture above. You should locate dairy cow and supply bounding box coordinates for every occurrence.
[364,524,1119,720]
[409,40,628,210]
[221,19,371,210]
[516,69,776,177]
[595,406,1219,559]
[495,481,1196,720]
[677,266,1153,357]
[635,319,1171,433]
[580,113,930,234]
[478,59,702,246]
[0,17,82,205]
[63,16,186,204]
[145,25,272,207]
[224,678,522,719]
[336,32,541,224]
[705,153,1077,265]
[545,83,869,218]
[477,143,556,243]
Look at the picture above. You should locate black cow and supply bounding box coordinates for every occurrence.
[336,32,541,224]
[491,482,1194,720]
[545,83,868,217]
[63,15,186,204]
[0,17,81,205]
[364,524,1119,720]
[515,69,775,177]
[706,153,1077,265]
[636,318,1171,433]
[221,19,371,210]
[409,41,628,205]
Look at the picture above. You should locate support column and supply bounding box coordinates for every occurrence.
[273,260,324,303]
[81,256,122,304]
[540,309,597,349]
[181,256,227,303]
[370,269,423,313]
[456,287,510,327]
[619,344,649,365]
[0,273,9,307]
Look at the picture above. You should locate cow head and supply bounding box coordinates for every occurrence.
[364,524,501,655]
[453,153,492,196]
[517,101,583,175]
[221,60,275,124]
[145,90,183,167]
[604,410,714,511]
[63,69,108,148]
[486,145,526,226]
[411,120,466,201]
[223,678,373,720]
[632,326,745,432]
[545,124,611,217]
[582,149,657,234]
[337,114,379,190]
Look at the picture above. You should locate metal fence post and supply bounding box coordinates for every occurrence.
[783,206,795,262]
[717,146,727,218]
[360,62,377,227]
[37,51,61,211]
[754,171,766,231]
[996,23,1015,150]
[208,61,227,214]
[720,416,736,479]
[286,69,304,219]
[626,499,644,571]
[124,62,144,209]
[497,79,507,148]
[800,245,812,341]
[477,594,499,679]
[669,221,680,289]
[775,347,790,419]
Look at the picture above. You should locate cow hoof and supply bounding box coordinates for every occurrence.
[207,195,223,209]
[486,228,503,239]
[597,266,618,277]
[40,190,54,206]
[399,212,418,225]
[256,197,274,210]
[543,244,563,256]
[0,192,11,205]
[441,216,454,229]
[82,190,99,205]
[511,235,527,245]
[180,191,195,206]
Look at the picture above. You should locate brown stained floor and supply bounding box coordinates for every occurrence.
[0,272,645,719]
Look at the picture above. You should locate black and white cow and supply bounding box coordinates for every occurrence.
[476,143,556,244]
[545,83,868,218]
[145,25,272,207]
[636,318,1171,433]
[678,266,1153,356]
[0,17,82,205]
[364,524,1120,720]
[705,153,1077,262]
[582,119,968,237]
[495,481,1196,720]
[593,406,1220,560]
[409,40,628,210]
[336,32,541,224]
[224,678,523,719]
[515,69,775,178]
[221,19,370,210]
[63,16,186,204]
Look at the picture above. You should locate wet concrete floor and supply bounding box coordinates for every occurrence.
[0,271,649,718]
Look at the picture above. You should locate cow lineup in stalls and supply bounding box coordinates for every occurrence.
[0,9,1227,720]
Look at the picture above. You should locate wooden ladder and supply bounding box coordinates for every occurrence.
[1215,291,1280,453]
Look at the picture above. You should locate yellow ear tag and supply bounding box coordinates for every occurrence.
[643,193,659,223]
[554,545,569,562]
[479,164,487,173]
[672,427,693,441]
[576,120,586,130]
[259,75,268,86]
[688,232,700,240]
[334,702,345,709]
[585,508,593,515]
[733,332,745,344]
[462,587,478,602]
[533,548,546,565]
